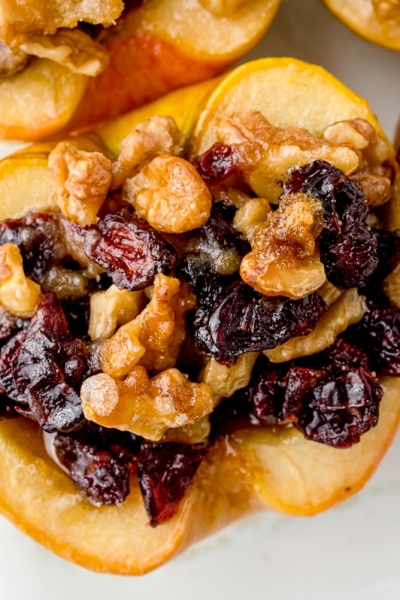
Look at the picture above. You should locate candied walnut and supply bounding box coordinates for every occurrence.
[233,197,271,241]
[200,352,259,398]
[216,111,361,201]
[0,42,28,76]
[265,289,367,363]
[124,155,212,233]
[41,266,89,300]
[285,160,379,289]
[111,116,182,189]
[81,367,214,441]
[161,416,211,444]
[20,29,109,76]
[193,277,324,365]
[49,141,112,226]
[0,243,40,318]
[138,441,208,527]
[282,366,382,448]
[199,0,248,16]
[240,193,326,299]
[88,285,144,341]
[0,213,65,284]
[101,274,196,375]
[0,294,86,432]
[84,213,177,291]
[0,0,124,46]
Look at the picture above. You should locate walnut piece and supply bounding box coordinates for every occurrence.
[101,274,196,377]
[240,192,326,299]
[198,0,249,16]
[0,0,124,46]
[200,352,259,399]
[265,289,367,363]
[0,243,40,318]
[124,155,212,233]
[111,116,183,189]
[323,118,393,208]
[89,285,144,341]
[49,141,112,226]
[217,111,361,202]
[0,42,28,76]
[80,367,214,441]
[20,29,109,76]
[233,197,271,241]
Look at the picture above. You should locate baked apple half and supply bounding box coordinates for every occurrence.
[0,58,400,574]
[321,0,400,51]
[0,0,282,140]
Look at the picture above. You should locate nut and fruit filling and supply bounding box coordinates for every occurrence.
[0,112,399,526]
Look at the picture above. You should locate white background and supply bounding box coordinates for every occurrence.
[1,0,400,598]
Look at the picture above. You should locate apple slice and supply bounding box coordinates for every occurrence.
[69,0,282,131]
[321,0,400,51]
[0,58,87,141]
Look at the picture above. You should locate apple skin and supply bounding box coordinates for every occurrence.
[0,57,398,573]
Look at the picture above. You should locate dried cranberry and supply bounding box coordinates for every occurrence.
[54,424,136,505]
[193,279,324,365]
[282,366,382,448]
[356,307,400,376]
[305,337,371,373]
[199,203,250,256]
[61,296,90,340]
[193,143,240,185]
[0,294,86,432]
[285,160,378,288]
[84,213,177,290]
[0,213,64,282]
[137,441,208,527]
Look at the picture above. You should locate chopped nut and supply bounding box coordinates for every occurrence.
[0,243,40,318]
[111,116,183,189]
[212,187,252,209]
[317,280,342,307]
[161,416,211,444]
[0,42,28,76]
[199,0,248,16]
[240,193,326,299]
[351,174,392,208]
[323,119,375,149]
[89,285,144,341]
[200,352,259,398]
[20,29,109,76]
[49,141,112,226]
[41,265,88,299]
[233,197,271,241]
[81,367,214,441]
[265,289,367,363]
[383,263,400,308]
[217,112,361,201]
[0,0,124,46]
[124,155,212,233]
[101,274,196,376]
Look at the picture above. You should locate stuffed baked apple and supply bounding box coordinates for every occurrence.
[0,58,400,574]
[0,0,281,140]
[321,0,400,50]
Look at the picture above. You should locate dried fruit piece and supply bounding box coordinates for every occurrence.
[137,441,208,526]
[0,293,86,432]
[356,307,400,376]
[84,213,177,291]
[193,143,241,186]
[285,160,379,288]
[193,278,324,365]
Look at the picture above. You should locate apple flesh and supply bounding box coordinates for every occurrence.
[0,57,398,573]
[321,0,400,51]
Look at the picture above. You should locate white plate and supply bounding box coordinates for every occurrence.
[1,1,400,598]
